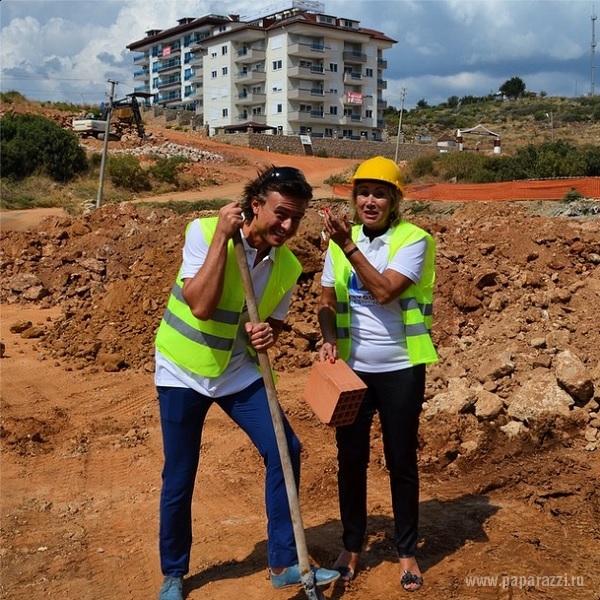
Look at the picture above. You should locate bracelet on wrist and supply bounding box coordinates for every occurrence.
[344,246,359,258]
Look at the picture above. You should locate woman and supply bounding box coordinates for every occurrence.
[317,156,437,593]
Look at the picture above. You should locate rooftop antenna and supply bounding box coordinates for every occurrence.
[592,5,597,95]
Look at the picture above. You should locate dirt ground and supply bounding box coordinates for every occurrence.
[1,121,600,600]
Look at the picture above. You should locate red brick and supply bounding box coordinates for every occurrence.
[303,360,367,427]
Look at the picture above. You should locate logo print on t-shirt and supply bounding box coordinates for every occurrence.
[348,273,376,306]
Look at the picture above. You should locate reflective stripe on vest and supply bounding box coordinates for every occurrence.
[155,216,301,377]
[331,222,438,365]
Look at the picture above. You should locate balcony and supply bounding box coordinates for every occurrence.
[343,72,363,83]
[235,91,266,105]
[288,42,325,58]
[235,46,266,64]
[377,78,388,89]
[157,91,182,104]
[288,87,325,101]
[157,76,181,90]
[340,114,363,124]
[134,68,149,80]
[377,58,388,69]
[133,53,149,65]
[237,114,267,124]
[157,59,181,74]
[288,65,326,79]
[236,69,266,83]
[343,50,367,63]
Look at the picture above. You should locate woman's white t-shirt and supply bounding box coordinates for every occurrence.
[155,220,293,397]
[321,226,426,373]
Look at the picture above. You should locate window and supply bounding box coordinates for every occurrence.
[211,70,217,79]
[272,81,283,92]
[365,68,373,78]
[222,67,228,76]
[276,103,283,113]
[330,106,338,115]
[329,63,338,73]
[222,45,228,55]
[365,110,373,118]
[222,108,228,117]
[272,59,282,70]
[211,51,217,58]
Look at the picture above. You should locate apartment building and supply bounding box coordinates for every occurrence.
[127,1,396,140]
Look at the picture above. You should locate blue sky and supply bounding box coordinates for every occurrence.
[0,0,596,109]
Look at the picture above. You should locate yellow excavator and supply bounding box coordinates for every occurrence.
[72,92,153,140]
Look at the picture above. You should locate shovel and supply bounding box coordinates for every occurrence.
[233,230,326,600]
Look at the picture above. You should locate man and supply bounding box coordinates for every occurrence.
[154,165,340,600]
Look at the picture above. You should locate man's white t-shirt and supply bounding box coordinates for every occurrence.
[321,227,426,373]
[155,219,293,397]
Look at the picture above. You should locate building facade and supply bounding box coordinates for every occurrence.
[127,1,396,140]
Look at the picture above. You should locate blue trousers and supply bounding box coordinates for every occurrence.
[157,379,301,577]
[335,365,426,557]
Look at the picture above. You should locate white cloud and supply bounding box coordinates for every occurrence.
[0,0,596,108]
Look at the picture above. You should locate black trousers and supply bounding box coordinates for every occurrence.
[335,364,426,557]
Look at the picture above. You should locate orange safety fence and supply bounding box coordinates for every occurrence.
[331,178,600,202]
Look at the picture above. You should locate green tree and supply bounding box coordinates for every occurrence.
[0,113,87,181]
[447,95,460,109]
[499,76,526,99]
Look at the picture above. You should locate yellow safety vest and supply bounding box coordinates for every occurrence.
[331,221,438,365]
[155,217,301,377]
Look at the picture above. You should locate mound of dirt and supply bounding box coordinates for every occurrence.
[2,119,599,600]
[2,198,599,454]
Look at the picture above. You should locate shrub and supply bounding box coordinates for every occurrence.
[149,155,190,185]
[107,155,151,192]
[0,113,87,181]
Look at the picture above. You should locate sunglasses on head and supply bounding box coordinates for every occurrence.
[264,166,307,184]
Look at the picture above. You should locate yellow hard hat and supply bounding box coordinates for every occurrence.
[350,156,405,196]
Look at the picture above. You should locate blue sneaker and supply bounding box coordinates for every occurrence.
[270,564,340,589]
[158,576,183,600]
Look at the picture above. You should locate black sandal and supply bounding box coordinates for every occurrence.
[335,566,355,583]
[401,570,423,592]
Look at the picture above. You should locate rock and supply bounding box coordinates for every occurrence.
[507,369,574,421]
[553,349,594,403]
[291,322,320,342]
[9,320,33,334]
[7,273,42,293]
[501,421,528,438]
[477,350,515,383]
[474,390,505,420]
[424,378,476,417]
[21,327,46,339]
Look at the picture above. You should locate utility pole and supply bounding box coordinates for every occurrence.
[394,87,406,163]
[96,79,117,210]
[592,6,597,96]
[546,111,554,142]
